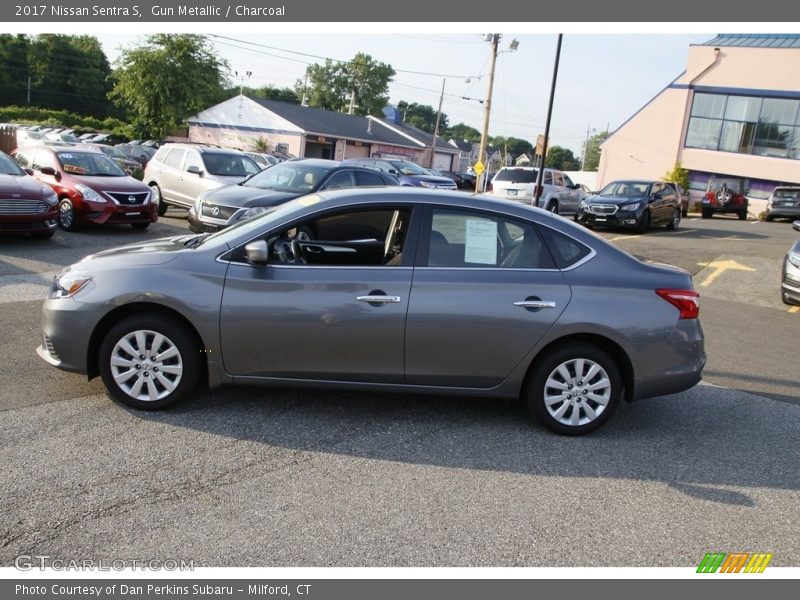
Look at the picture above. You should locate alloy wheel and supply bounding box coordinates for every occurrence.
[109,329,183,402]
[542,358,611,427]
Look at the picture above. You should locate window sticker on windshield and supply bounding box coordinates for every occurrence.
[60,154,74,159]
[63,164,88,175]
[298,194,322,207]
[465,219,497,264]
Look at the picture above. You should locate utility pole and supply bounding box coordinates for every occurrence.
[534,34,563,208]
[235,70,252,96]
[300,73,309,106]
[475,34,499,192]
[348,90,356,114]
[429,78,446,169]
[580,124,593,171]
[27,75,31,104]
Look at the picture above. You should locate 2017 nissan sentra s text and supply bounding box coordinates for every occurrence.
[36,188,705,435]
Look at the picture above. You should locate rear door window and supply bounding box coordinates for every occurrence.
[163,149,186,169]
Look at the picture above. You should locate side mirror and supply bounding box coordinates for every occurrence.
[187,165,203,176]
[24,168,34,176]
[388,169,398,176]
[793,220,800,232]
[245,240,269,265]
[40,166,56,176]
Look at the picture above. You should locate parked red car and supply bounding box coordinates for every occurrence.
[701,176,749,220]
[12,145,156,231]
[0,151,58,239]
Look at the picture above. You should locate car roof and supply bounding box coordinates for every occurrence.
[159,143,244,155]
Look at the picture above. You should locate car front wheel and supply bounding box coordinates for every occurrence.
[58,199,79,231]
[666,209,681,230]
[98,314,201,410]
[151,184,168,216]
[525,342,622,435]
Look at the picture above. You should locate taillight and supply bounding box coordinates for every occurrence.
[656,289,699,319]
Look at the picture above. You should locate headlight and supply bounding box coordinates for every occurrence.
[579,199,588,208]
[75,184,104,203]
[419,180,436,188]
[42,186,57,206]
[51,271,93,299]
[236,206,268,221]
[619,202,640,211]
[789,251,800,269]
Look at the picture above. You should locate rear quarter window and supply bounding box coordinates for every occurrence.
[540,226,592,269]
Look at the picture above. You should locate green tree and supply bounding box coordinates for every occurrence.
[396,100,449,133]
[234,84,299,104]
[0,35,31,107]
[663,161,689,191]
[110,34,229,138]
[582,131,609,171]
[27,35,113,117]
[447,122,481,142]
[297,52,395,116]
[545,146,580,171]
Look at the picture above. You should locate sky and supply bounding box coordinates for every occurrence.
[92,29,714,156]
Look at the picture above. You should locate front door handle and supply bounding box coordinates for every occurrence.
[514,299,556,310]
[357,295,401,304]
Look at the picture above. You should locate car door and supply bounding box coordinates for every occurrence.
[158,148,186,205]
[561,173,581,214]
[219,204,419,383]
[648,182,670,225]
[176,149,207,207]
[404,206,572,388]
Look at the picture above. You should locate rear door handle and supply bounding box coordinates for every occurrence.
[357,295,401,304]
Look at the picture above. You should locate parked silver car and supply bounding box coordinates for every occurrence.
[766,186,800,222]
[490,166,583,216]
[782,220,800,305]
[144,143,261,216]
[36,188,705,435]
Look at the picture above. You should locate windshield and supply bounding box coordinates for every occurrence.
[598,181,650,196]
[0,152,25,176]
[100,146,125,159]
[707,178,743,194]
[56,151,127,177]
[774,188,800,199]
[202,194,330,246]
[389,160,431,176]
[494,168,538,183]
[203,153,260,177]
[243,163,332,192]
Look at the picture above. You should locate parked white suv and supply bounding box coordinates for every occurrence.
[144,143,261,216]
[489,166,583,215]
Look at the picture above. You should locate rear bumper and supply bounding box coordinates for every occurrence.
[767,207,800,219]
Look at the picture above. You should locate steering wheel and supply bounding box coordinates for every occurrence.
[291,239,306,264]
[272,239,293,263]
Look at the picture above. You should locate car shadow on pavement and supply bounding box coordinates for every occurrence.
[129,383,800,506]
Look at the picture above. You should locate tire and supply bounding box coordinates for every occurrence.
[98,314,201,410]
[701,208,712,219]
[151,184,168,216]
[738,210,747,221]
[131,222,150,230]
[57,199,79,231]
[666,209,681,230]
[30,229,55,239]
[637,210,651,233]
[525,342,623,435]
[766,214,774,222]
[546,200,559,214]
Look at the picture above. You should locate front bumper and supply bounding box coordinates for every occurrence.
[188,206,223,234]
[577,209,643,229]
[36,296,101,375]
[782,260,800,305]
[0,212,58,233]
[78,200,157,225]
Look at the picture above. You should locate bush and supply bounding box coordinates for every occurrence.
[0,105,133,139]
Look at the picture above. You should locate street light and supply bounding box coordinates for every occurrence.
[474,35,519,193]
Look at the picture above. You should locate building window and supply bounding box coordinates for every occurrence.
[684,92,800,161]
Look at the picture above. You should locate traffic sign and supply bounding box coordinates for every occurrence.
[473,161,485,175]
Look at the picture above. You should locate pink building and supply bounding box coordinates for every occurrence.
[598,34,800,216]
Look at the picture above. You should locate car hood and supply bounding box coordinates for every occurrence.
[76,235,195,267]
[587,194,645,205]
[74,175,150,193]
[202,184,300,208]
[0,173,48,200]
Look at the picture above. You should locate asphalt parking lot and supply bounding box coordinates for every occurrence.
[1,209,798,567]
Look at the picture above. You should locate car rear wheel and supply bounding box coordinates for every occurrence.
[738,210,748,221]
[151,184,168,216]
[99,314,201,410]
[547,200,559,214]
[525,342,622,435]
[57,199,79,231]
[666,209,681,230]
[701,208,712,219]
[765,214,774,222]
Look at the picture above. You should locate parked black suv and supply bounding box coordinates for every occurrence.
[576,180,682,232]
[188,158,399,233]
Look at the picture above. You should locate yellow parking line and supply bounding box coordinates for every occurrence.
[608,234,644,242]
[789,306,800,314]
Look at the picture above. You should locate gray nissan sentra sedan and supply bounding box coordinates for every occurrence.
[37,188,705,435]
